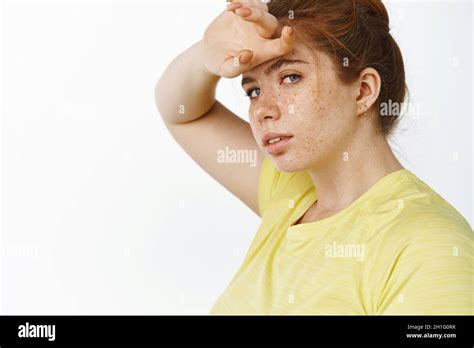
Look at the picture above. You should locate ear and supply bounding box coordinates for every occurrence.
[355,67,381,117]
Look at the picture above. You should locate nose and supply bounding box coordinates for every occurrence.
[253,95,281,123]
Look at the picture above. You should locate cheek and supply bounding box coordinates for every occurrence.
[248,106,259,137]
[277,89,298,115]
[291,82,354,154]
[304,81,354,133]
[290,81,329,134]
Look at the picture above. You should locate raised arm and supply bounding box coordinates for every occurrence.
[154,1,293,216]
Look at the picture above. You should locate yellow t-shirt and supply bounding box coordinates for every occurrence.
[209,156,473,315]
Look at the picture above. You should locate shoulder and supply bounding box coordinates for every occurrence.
[369,168,472,243]
[366,198,473,314]
[371,195,473,273]
[380,187,472,247]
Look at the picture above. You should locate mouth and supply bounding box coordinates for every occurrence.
[262,132,294,155]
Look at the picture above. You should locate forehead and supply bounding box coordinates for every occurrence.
[242,43,314,78]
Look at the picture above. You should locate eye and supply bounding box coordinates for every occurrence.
[282,74,301,84]
[244,88,260,99]
[243,74,300,99]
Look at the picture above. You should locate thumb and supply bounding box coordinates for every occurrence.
[220,49,254,77]
[237,49,254,65]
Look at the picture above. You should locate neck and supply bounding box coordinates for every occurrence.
[307,125,403,212]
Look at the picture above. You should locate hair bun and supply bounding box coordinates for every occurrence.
[359,0,390,34]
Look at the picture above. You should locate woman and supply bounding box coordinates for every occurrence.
[155,0,473,314]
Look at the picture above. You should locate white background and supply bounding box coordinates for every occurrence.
[1,0,472,314]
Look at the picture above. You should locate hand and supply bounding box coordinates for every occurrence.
[203,0,294,78]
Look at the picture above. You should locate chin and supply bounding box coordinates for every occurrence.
[271,153,309,173]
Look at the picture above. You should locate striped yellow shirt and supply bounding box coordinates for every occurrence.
[210,156,473,314]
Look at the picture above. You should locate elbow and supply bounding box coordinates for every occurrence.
[154,78,168,121]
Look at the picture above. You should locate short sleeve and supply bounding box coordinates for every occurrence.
[373,219,473,315]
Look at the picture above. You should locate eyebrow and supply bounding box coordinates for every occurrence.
[241,59,309,86]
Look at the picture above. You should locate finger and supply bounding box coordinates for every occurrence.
[238,49,254,65]
[226,1,242,11]
[235,7,278,38]
[234,6,251,16]
[227,49,254,66]
[221,49,254,77]
[240,0,268,11]
[259,26,294,62]
[253,0,269,11]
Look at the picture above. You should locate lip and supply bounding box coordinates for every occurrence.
[261,131,294,146]
[262,131,294,155]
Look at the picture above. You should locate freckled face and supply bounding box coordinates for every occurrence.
[242,43,359,173]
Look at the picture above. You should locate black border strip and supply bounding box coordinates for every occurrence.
[0,315,472,346]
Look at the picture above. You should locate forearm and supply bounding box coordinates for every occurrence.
[155,40,221,125]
